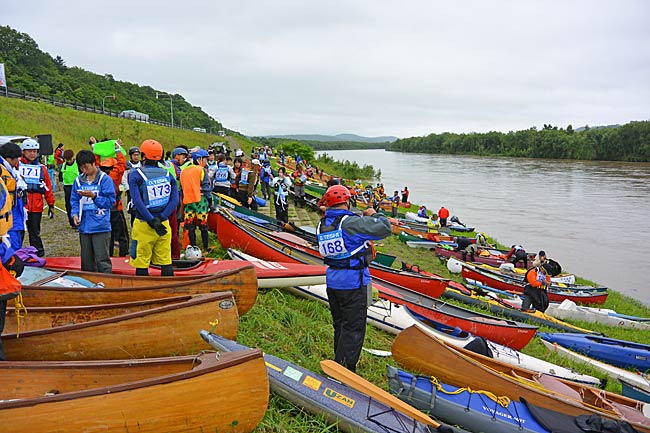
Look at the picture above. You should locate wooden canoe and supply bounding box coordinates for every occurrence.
[4,295,200,334]
[18,265,257,314]
[0,350,268,432]
[392,324,650,433]
[3,292,239,361]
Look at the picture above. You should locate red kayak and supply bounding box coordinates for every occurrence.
[435,247,529,268]
[215,210,448,299]
[45,256,326,289]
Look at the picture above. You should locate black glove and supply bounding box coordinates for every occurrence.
[48,207,54,219]
[148,217,168,236]
[3,255,25,278]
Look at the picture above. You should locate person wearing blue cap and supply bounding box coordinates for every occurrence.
[179,149,211,253]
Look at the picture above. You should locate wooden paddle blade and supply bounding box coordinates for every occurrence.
[319,360,440,428]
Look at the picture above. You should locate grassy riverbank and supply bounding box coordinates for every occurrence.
[13,98,650,431]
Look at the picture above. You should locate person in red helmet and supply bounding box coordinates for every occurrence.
[316,184,391,372]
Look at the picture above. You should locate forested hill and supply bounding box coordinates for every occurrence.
[0,25,222,132]
[252,136,389,150]
[387,122,650,162]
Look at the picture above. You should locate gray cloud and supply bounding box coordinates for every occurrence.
[3,0,649,136]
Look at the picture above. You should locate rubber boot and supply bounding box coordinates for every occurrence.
[160,264,174,277]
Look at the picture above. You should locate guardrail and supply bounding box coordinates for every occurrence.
[0,86,220,134]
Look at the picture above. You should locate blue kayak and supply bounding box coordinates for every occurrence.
[387,365,549,433]
[538,332,650,372]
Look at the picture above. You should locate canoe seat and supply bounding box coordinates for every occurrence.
[609,401,650,427]
[537,374,583,403]
[469,316,508,325]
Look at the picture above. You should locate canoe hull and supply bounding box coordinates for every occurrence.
[0,350,268,433]
[3,292,239,361]
[20,266,258,314]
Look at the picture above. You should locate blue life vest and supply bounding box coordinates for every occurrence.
[136,166,172,213]
[317,215,372,269]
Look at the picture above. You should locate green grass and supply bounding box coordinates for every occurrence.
[0,97,227,153]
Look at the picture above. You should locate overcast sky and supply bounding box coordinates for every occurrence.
[3,1,649,137]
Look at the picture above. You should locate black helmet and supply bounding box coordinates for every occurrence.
[129,146,140,155]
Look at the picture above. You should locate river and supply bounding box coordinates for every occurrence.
[316,149,650,304]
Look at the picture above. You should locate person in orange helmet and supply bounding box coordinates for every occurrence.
[127,140,178,276]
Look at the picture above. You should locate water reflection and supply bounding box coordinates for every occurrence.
[318,150,650,304]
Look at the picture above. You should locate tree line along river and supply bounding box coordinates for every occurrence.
[317,149,650,305]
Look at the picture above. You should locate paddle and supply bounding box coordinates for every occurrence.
[320,360,455,433]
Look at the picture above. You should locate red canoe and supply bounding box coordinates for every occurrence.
[460,262,608,305]
[373,277,538,350]
[215,210,448,299]
[45,256,326,288]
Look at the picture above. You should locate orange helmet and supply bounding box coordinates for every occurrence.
[140,139,163,161]
[100,157,117,167]
[321,185,351,208]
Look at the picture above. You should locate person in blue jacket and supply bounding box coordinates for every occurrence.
[128,140,179,276]
[70,150,116,273]
[316,185,392,372]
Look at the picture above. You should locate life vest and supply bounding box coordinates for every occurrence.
[136,166,172,212]
[0,164,17,209]
[239,168,250,185]
[214,164,229,182]
[20,162,47,193]
[0,176,13,236]
[317,215,373,269]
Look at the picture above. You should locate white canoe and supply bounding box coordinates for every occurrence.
[541,339,650,398]
[227,248,326,288]
[546,299,650,330]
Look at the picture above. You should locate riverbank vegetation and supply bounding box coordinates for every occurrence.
[253,136,390,150]
[389,121,650,162]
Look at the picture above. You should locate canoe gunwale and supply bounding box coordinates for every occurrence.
[2,291,235,340]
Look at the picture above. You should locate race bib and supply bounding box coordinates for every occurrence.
[215,166,229,182]
[79,184,99,210]
[317,229,350,259]
[240,170,249,183]
[20,165,42,184]
[146,177,171,208]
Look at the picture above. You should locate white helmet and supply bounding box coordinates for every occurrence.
[447,257,462,273]
[21,138,40,150]
[185,245,202,260]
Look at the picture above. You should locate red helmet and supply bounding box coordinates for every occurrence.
[322,185,351,208]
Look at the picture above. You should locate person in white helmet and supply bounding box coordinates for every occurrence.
[19,138,56,257]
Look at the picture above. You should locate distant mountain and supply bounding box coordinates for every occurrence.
[266,133,398,143]
[574,124,621,132]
